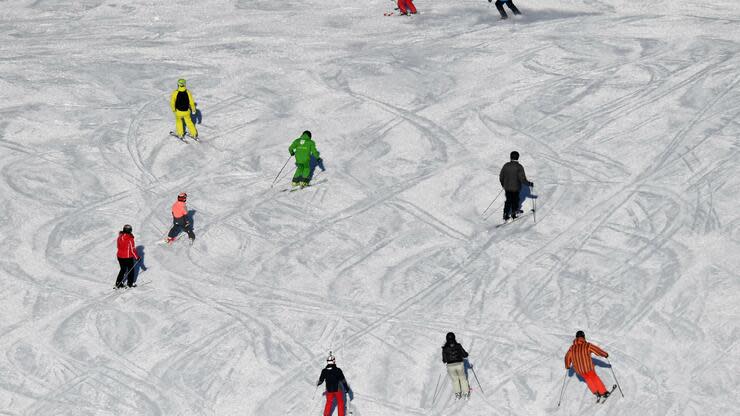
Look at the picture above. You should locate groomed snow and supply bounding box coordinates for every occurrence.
[1,0,739,415]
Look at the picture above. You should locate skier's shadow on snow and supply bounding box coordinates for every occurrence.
[518,186,538,211]
[187,209,197,229]
[133,245,147,284]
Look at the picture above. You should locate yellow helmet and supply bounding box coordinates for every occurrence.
[177,79,186,87]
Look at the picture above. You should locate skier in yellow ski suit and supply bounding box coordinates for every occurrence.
[170,79,198,139]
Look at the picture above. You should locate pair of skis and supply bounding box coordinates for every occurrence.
[596,385,618,404]
[169,131,201,144]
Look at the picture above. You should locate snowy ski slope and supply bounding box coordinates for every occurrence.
[1,0,739,415]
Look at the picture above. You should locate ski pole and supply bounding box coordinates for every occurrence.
[532,189,537,224]
[431,372,442,405]
[470,366,485,395]
[606,358,624,397]
[121,258,142,284]
[557,368,569,407]
[312,384,318,401]
[271,155,293,188]
[482,189,504,217]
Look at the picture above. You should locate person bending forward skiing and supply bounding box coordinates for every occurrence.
[564,331,611,399]
[166,192,195,244]
[317,353,352,416]
[170,78,198,139]
[499,151,533,222]
[116,224,140,288]
[289,130,322,187]
[442,332,470,399]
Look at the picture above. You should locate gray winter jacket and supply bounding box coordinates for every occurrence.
[499,161,531,192]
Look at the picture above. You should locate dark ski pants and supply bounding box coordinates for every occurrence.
[503,190,520,219]
[494,0,521,18]
[168,216,195,240]
[116,257,136,287]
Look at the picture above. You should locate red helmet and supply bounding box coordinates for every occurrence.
[177,192,187,201]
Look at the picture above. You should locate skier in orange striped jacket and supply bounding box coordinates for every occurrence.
[564,331,611,398]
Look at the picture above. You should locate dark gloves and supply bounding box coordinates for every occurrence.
[290,151,295,156]
[528,181,534,187]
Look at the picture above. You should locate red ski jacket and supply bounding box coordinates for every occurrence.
[564,338,608,375]
[117,232,140,259]
[172,201,188,219]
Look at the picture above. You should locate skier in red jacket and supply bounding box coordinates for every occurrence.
[166,192,195,244]
[397,0,417,15]
[564,331,611,399]
[116,224,140,288]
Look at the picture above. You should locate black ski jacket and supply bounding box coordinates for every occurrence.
[442,342,468,364]
[318,365,350,393]
[499,160,532,192]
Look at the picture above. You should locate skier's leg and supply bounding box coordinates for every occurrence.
[124,258,136,287]
[168,218,183,239]
[503,191,514,219]
[397,0,407,14]
[458,366,470,395]
[323,392,335,416]
[336,392,345,416]
[582,371,607,395]
[494,1,508,18]
[407,0,417,14]
[185,221,195,240]
[182,111,199,137]
[116,258,127,287]
[298,163,311,185]
[174,112,186,137]
[447,363,463,395]
[511,191,521,217]
[507,0,521,14]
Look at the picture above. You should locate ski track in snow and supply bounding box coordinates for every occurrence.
[1,0,739,415]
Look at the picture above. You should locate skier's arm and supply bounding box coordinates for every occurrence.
[289,140,297,156]
[460,345,469,359]
[170,91,177,112]
[317,369,326,386]
[130,238,140,260]
[589,344,608,358]
[442,347,447,363]
[518,165,532,186]
[499,167,505,187]
[187,90,196,112]
[311,141,320,159]
[564,349,573,369]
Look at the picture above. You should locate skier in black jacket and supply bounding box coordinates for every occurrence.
[317,353,352,416]
[442,332,470,399]
[499,151,534,221]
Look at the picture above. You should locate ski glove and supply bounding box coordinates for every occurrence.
[528,181,534,187]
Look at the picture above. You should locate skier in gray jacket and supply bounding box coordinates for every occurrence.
[499,151,533,221]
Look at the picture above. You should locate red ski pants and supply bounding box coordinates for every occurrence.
[581,370,607,395]
[324,391,345,416]
[398,0,417,14]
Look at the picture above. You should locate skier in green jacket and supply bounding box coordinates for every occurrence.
[289,130,322,187]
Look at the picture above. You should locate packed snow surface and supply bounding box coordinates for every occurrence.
[1,0,739,415]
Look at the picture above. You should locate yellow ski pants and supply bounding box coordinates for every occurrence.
[174,110,198,138]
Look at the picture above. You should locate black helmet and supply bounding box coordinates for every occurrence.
[575,330,585,339]
[510,151,520,160]
[446,332,456,343]
[177,192,187,202]
[303,130,312,139]
[122,224,132,233]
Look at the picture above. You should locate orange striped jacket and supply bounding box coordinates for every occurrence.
[564,338,608,375]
